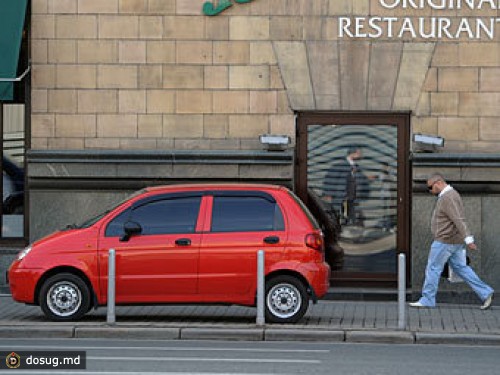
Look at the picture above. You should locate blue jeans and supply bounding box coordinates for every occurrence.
[418,241,494,307]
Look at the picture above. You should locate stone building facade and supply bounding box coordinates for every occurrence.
[1,0,500,297]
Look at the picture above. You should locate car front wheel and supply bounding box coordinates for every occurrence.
[265,275,309,324]
[39,273,91,321]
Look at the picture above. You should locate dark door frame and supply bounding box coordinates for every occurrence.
[295,111,411,286]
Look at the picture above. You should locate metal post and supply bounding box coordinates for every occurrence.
[398,253,406,330]
[107,249,116,325]
[256,250,265,326]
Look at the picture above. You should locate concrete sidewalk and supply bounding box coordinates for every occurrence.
[1,295,499,345]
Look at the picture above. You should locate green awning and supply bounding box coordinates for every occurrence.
[0,0,28,101]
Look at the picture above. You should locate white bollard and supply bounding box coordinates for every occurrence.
[107,249,116,325]
[256,250,265,326]
[398,253,406,330]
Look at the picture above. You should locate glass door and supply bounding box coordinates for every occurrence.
[296,113,410,285]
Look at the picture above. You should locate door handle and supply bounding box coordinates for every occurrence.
[264,236,280,244]
[175,238,191,246]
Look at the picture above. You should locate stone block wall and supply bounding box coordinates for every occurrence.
[30,0,295,152]
[31,0,500,153]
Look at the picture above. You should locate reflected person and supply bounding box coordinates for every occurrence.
[324,147,363,226]
[377,161,396,231]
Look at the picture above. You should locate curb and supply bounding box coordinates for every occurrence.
[415,332,500,346]
[75,327,180,340]
[346,330,415,344]
[1,325,499,345]
[181,328,263,341]
[0,326,74,338]
[265,329,345,342]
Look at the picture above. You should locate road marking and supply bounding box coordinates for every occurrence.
[88,356,321,364]
[0,372,279,375]
[0,344,329,354]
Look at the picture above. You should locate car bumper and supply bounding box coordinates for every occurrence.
[306,262,330,299]
[8,262,42,304]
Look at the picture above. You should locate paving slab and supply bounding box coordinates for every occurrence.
[1,295,499,345]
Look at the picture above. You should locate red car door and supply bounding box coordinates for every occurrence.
[198,192,286,302]
[98,193,204,303]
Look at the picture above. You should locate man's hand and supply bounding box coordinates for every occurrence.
[467,242,477,251]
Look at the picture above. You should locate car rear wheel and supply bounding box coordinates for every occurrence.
[265,275,309,324]
[39,273,91,321]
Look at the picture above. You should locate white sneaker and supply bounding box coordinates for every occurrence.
[409,301,426,308]
[480,293,494,310]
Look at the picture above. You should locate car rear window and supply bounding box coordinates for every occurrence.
[211,196,285,232]
[286,190,320,230]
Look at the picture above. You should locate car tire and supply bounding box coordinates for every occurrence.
[39,273,91,321]
[265,275,309,324]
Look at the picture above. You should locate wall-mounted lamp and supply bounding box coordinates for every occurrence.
[259,134,290,151]
[413,133,444,152]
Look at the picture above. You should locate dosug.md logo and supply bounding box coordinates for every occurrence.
[6,352,21,369]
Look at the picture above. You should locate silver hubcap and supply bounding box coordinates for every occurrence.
[47,281,82,317]
[267,282,302,319]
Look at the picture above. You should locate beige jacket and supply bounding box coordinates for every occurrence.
[431,186,471,244]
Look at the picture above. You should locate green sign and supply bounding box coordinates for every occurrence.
[0,0,28,101]
[203,0,254,16]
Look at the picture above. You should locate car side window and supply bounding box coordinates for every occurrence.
[105,208,131,237]
[105,196,201,237]
[211,196,285,232]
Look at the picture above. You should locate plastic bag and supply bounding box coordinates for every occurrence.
[447,264,464,283]
[447,248,469,283]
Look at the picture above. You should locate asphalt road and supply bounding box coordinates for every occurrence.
[0,338,499,374]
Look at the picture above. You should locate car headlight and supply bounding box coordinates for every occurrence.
[17,246,32,260]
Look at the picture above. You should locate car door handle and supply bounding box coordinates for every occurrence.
[263,236,280,244]
[175,238,191,246]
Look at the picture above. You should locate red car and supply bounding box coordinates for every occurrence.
[8,184,330,323]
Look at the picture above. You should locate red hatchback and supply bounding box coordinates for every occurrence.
[8,184,330,323]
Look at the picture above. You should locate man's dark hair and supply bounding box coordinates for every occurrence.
[346,147,359,156]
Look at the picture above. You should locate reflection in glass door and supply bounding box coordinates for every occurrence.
[1,104,25,238]
[308,125,397,274]
[296,113,411,285]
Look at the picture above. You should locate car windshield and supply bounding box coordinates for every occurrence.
[73,189,146,229]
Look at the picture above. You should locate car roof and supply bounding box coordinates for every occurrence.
[143,183,287,194]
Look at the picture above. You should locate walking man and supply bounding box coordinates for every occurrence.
[410,174,494,309]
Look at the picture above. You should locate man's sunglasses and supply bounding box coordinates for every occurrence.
[427,181,438,191]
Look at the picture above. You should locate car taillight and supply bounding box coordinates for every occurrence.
[305,233,324,251]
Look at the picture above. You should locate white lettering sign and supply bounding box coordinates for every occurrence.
[338,0,500,39]
[379,0,499,10]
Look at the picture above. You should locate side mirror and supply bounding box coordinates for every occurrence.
[120,221,142,242]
